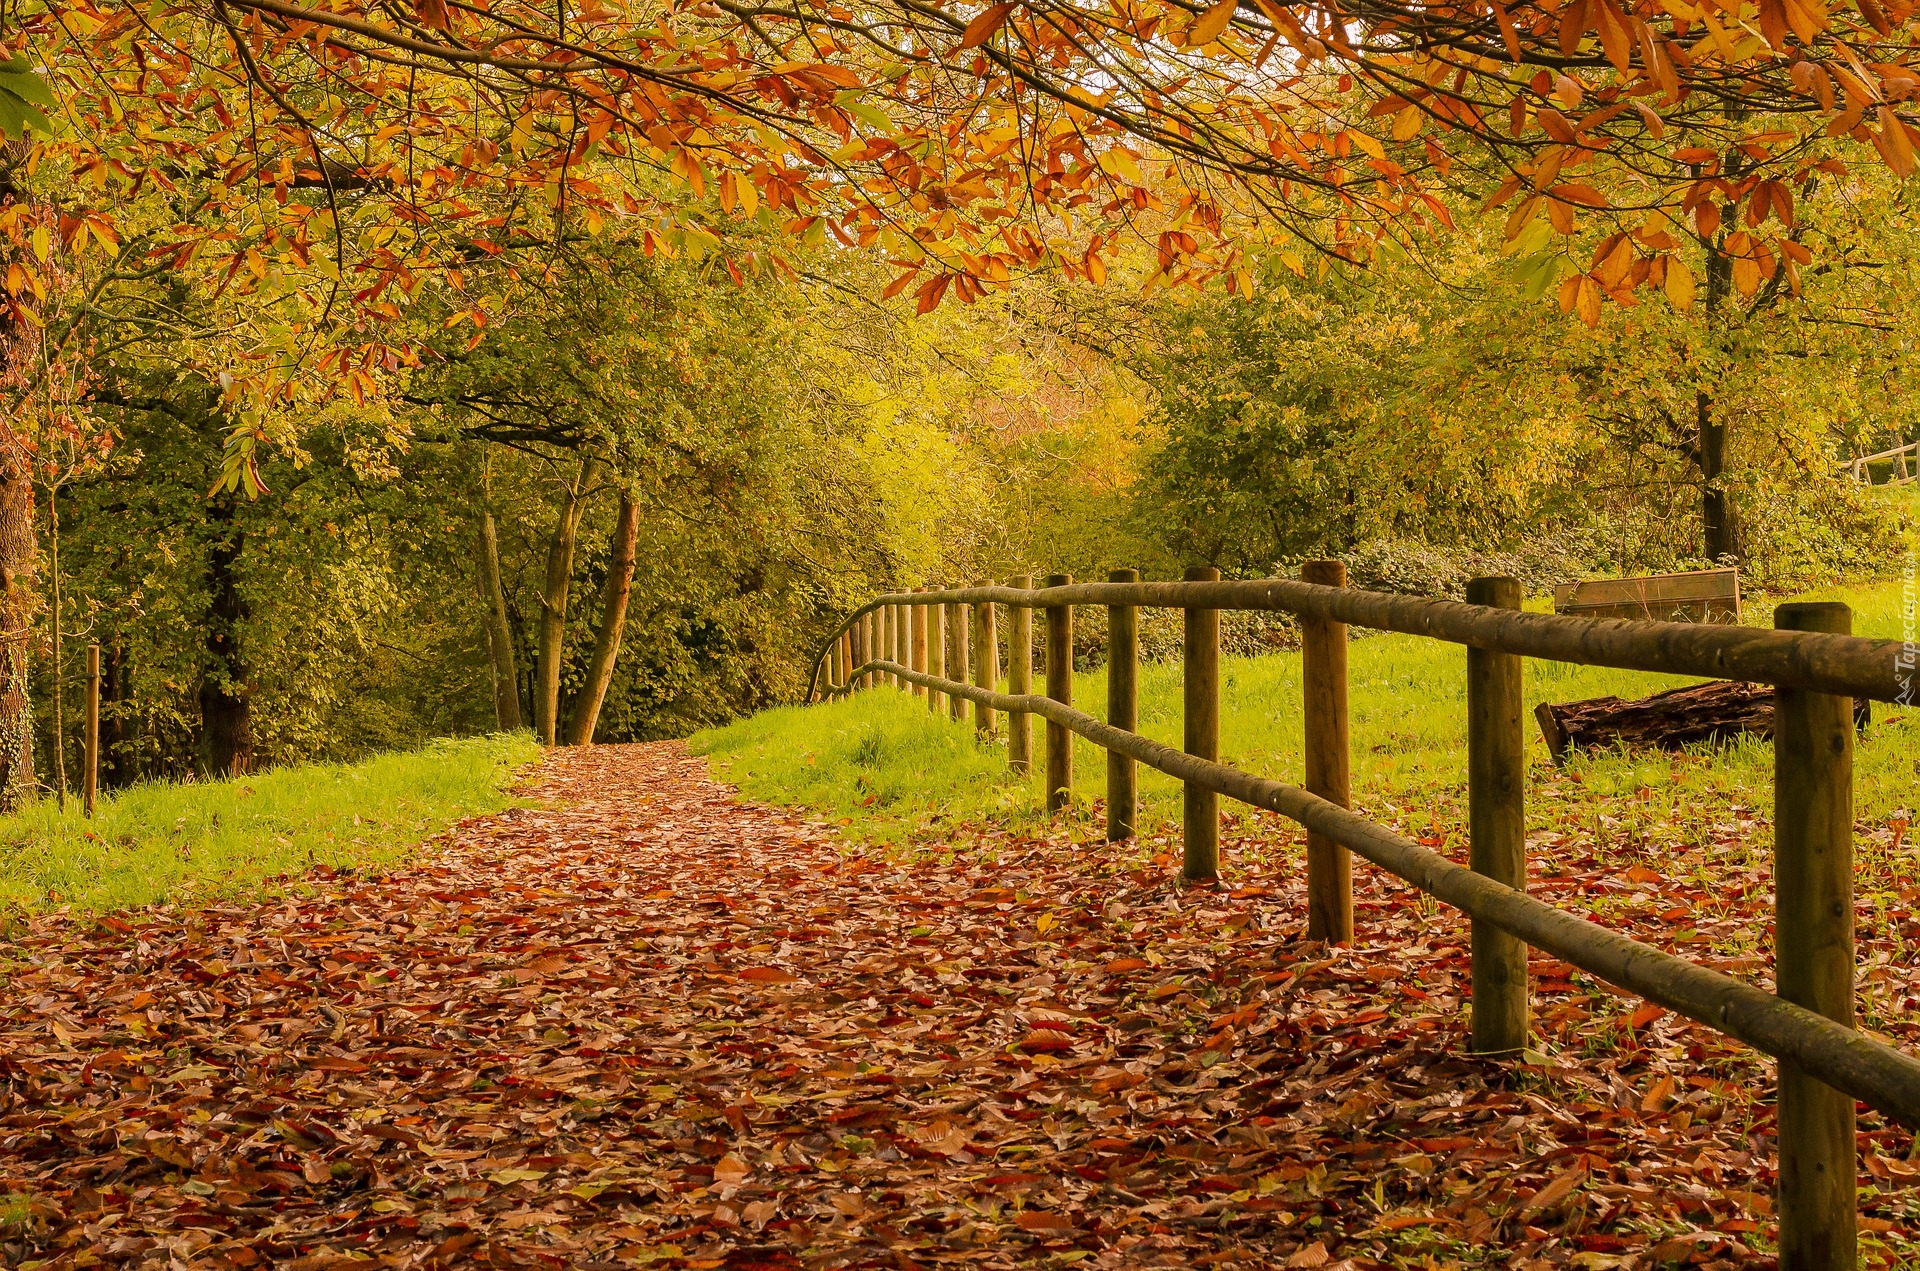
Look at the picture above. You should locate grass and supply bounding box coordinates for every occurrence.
[693,578,1918,856]
[0,731,541,916]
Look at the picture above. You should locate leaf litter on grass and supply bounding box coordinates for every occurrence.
[0,742,1915,1270]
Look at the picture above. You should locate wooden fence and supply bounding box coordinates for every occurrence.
[1840,439,1917,486]
[806,567,1914,1270]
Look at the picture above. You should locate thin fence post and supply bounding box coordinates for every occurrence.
[948,597,969,724]
[861,611,875,690]
[1044,573,1073,814]
[973,580,998,739]
[883,606,898,687]
[927,591,945,713]
[912,588,930,700]
[1107,568,1139,842]
[1008,576,1033,774]
[84,644,100,817]
[890,602,904,689]
[1183,565,1220,881]
[1303,559,1353,941]
[1775,601,1856,1271]
[840,629,853,691]
[1467,575,1527,1055]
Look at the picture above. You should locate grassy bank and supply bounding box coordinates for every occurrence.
[693,579,1916,861]
[0,732,541,915]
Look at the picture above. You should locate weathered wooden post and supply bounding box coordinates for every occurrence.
[1183,565,1220,881]
[890,602,904,688]
[84,644,100,818]
[1775,601,1856,1271]
[972,580,998,739]
[883,606,898,687]
[1044,573,1073,814]
[1303,560,1353,941]
[927,591,946,714]
[1107,568,1139,842]
[1467,575,1527,1055]
[947,596,969,724]
[859,611,874,689]
[1008,575,1033,774]
[840,629,853,691]
[911,587,930,699]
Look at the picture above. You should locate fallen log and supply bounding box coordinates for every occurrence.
[1535,679,1871,765]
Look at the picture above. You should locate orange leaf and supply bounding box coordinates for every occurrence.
[739,966,797,983]
[959,3,1015,49]
[1630,1003,1668,1030]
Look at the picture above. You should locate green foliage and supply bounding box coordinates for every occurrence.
[0,733,537,916]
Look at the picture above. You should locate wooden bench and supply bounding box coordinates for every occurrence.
[1551,567,1741,625]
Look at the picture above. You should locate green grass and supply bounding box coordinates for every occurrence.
[694,579,1917,853]
[0,732,541,916]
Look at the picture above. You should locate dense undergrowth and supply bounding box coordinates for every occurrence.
[0,732,540,916]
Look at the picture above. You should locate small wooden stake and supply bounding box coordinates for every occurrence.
[1107,568,1139,842]
[921,583,936,698]
[1044,573,1074,814]
[972,580,998,739]
[927,592,945,713]
[1467,575,1528,1056]
[1008,576,1033,774]
[1775,601,1856,1271]
[1183,565,1220,881]
[1303,560,1352,941]
[948,598,969,724]
[84,643,100,817]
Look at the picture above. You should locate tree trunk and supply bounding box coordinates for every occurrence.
[535,457,596,746]
[101,637,128,788]
[199,491,253,777]
[0,469,35,807]
[475,509,523,731]
[567,492,639,746]
[48,482,65,806]
[1536,679,1868,765]
[1697,391,1737,564]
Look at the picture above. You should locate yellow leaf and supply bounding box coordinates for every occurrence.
[1664,257,1695,309]
[1390,105,1423,141]
[1035,912,1057,935]
[1187,0,1240,46]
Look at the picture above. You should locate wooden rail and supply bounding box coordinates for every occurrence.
[805,569,1915,1267]
[1840,439,1917,485]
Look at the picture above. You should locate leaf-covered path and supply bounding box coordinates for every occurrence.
[3,743,1913,1269]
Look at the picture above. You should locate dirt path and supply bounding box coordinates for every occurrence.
[0,744,1886,1269]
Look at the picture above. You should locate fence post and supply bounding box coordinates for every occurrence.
[1467,575,1528,1056]
[882,604,894,687]
[1044,573,1073,814]
[912,588,930,700]
[860,612,874,689]
[927,590,945,713]
[840,629,853,692]
[1107,568,1139,842]
[892,602,906,688]
[1183,565,1220,881]
[973,580,998,739]
[1302,559,1352,941]
[948,597,969,724]
[84,644,100,817]
[1008,576,1033,774]
[1775,601,1856,1271]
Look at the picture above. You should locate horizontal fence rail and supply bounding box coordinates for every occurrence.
[804,580,1907,706]
[805,568,1911,1267]
[836,655,1920,1127]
